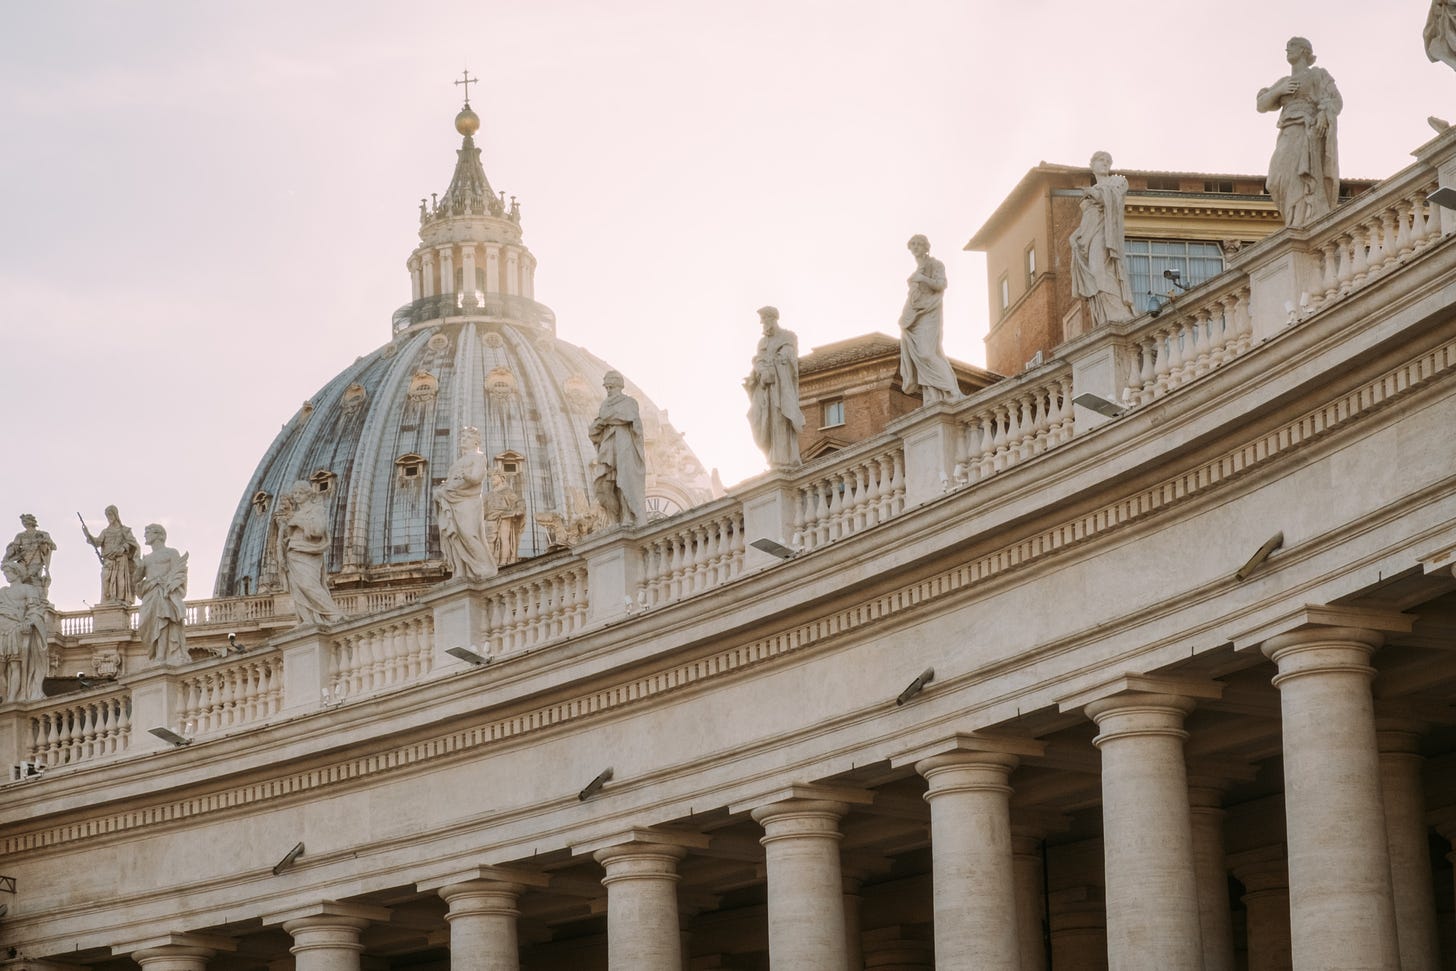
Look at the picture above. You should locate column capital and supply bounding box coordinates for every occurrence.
[416,864,550,896]
[890,731,1045,771]
[729,782,872,817]
[1229,603,1413,654]
[263,900,391,929]
[574,827,710,859]
[1056,673,1222,715]
[1228,845,1289,896]
[112,933,236,960]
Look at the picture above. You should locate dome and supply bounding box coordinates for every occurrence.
[213,102,715,597]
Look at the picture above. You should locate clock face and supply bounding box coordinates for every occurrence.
[644,495,684,522]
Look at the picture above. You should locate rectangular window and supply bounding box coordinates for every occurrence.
[1146,177,1182,191]
[1125,239,1226,313]
[822,398,845,428]
[1203,180,1235,194]
[1025,244,1037,288]
[998,275,1011,313]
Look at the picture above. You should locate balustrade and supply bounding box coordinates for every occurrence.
[28,689,131,769]
[479,565,588,657]
[1122,282,1251,408]
[956,372,1073,485]
[329,614,435,700]
[792,447,905,551]
[1305,179,1440,316]
[639,511,746,607]
[177,653,284,737]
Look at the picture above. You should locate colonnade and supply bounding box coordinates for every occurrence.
[97,618,1456,970]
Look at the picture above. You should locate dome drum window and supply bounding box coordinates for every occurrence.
[396,454,428,482]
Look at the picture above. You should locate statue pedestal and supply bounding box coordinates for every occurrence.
[92,604,132,633]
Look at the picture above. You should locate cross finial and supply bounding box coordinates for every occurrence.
[455,70,477,106]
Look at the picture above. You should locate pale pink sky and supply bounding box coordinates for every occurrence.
[1,1,1446,609]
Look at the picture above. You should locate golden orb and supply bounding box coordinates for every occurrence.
[455,107,480,136]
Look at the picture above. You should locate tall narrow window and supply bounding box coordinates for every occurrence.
[1025,244,1037,288]
[822,398,845,428]
[998,275,1011,314]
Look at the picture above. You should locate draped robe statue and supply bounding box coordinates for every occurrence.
[83,505,140,605]
[1070,151,1136,327]
[434,427,499,581]
[275,484,345,627]
[0,563,48,702]
[589,371,646,527]
[744,306,804,469]
[898,235,961,405]
[136,524,188,664]
[1257,37,1342,230]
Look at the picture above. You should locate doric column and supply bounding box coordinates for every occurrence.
[416,866,549,971]
[266,902,390,971]
[595,843,685,971]
[116,934,235,970]
[1011,832,1048,971]
[746,788,866,970]
[1063,676,1219,971]
[1047,886,1107,971]
[1188,778,1236,971]
[1376,718,1439,971]
[861,925,933,969]
[1230,846,1293,971]
[894,734,1044,970]
[1261,626,1399,969]
[842,865,869,970]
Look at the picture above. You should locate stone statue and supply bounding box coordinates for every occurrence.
[484,470,526,567]
[274,483,345,627]
[1070,151,1137,327]
[434,427,499,582]
[81,506,140,605]
[744,306,804,469]
[0,562,48,702]
[1428,0,1456,71]
[588,370,646,527]
[135,524,188,665]
[898,235,962,406]
[1257,36,1342,230]
[3,514,56,601]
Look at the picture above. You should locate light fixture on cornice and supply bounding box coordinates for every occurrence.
[578,767,614,802]
[1427,186,1456,211]
[272,842,305,876]
[896,667,936,706]
[751,538,798,560]
[446,646,490,666]
[148,727,192,747]
[226,633,248,655]
[1072,392,1125,419]
[1235,532,1285,582]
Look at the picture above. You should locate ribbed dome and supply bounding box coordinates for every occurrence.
[213,98,715,597]
[214,317,715,596]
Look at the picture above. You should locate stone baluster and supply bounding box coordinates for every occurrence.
[992,404,1012,472]
[974,413,997,479]
[1349,225,1371,287]
[1394,195,1417,258]
[890,451,905,515]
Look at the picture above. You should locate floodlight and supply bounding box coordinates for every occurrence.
[272,841,305,875]
[1235,532,1285,582]
[1072,393,1125,419]
[446,646,489,666]
[578,767,614,801]
[1427,186,1456,211]
[896,667,935,706]
[751,538,798,560]
[148,727,192,747]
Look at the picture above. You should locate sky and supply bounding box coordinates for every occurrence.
[1,0,1448,610]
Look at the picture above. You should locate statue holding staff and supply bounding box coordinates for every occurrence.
[80,506,140,605]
